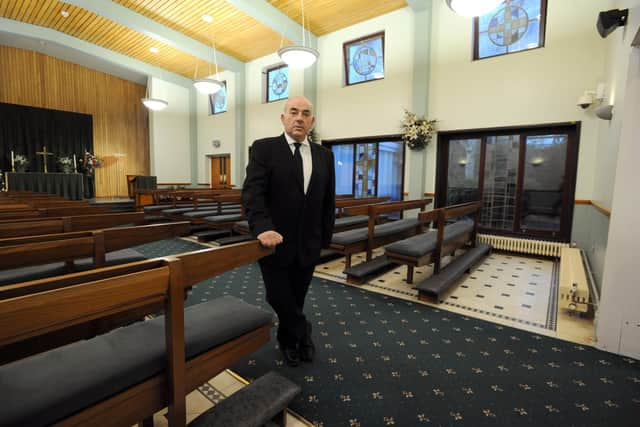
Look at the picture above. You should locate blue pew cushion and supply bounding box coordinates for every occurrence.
[384,219,474,258]
[182,208,242,219]
[0,296,273,427]
[331,218,420,246]
[0,248,147,287]
[334,215,369,228]
[204,214,244,224]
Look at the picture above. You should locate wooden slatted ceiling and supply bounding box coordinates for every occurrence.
[0,0,222,78]
[112,0,288,62]
[267,0,408,36]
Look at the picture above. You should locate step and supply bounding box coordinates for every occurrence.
[343,255,396,284]
[417,243,491,302]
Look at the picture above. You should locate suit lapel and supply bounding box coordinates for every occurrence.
[308,142,321,195]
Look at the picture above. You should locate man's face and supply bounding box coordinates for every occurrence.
[281,98,315,142]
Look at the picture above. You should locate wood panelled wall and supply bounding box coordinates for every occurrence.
[0,45,149,197]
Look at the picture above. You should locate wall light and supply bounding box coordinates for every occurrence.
[530,157,544,166]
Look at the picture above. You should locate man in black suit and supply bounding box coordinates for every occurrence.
[242,96,335,366]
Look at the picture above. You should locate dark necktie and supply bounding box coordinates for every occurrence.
[293,142,304,191]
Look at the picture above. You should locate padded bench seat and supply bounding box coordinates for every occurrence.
[204,214,245,224]
[0,248,146,286]
[384,219,474,257]
[334,215,369,229]
[182,208,242,219]
[331,218,420,246]
[0,296,273,427]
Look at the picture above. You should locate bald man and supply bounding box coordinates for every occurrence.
[242,96,335,366]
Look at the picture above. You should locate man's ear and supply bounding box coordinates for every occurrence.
[280,114,285,125]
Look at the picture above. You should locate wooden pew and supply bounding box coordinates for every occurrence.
[384,201,490,301]
[330,198,433,271]
[0,205,114,221]
[0,212,146,238]
[0,240,274,427]
[0,222,191,275]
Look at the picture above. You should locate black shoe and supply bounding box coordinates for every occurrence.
[299,334,315,362]
[281,345,301,367]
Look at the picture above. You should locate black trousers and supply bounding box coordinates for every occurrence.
[258,259,314,348]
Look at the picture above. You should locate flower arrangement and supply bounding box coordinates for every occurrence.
[401,109,437,151]
[308,128,319,145]
[57,156,74,174]
[13,154,29,172]
[79,151,102,176]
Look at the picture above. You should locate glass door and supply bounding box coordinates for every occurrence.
[354,143,377,198]
[446,138,482,205]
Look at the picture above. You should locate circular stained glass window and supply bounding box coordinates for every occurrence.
[352,45,378,76]
[271,71,288,95]
[488,4,529,47]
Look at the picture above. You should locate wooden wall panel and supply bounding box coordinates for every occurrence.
[0,45,149,197]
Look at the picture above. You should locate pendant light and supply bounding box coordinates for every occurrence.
[194,41,224,95]
[446,0,504,17]
[141,77,168,111]
[278,0,318,69]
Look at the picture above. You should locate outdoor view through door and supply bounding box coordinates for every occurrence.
[325,137,405,203]
[436,123,579,241]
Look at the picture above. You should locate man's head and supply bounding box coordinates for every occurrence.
[281,96,315,142]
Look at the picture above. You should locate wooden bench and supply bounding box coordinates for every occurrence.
[385,202,482,284]
[0,240,274,427]
[383,202,491,301]
[329,198,433,270]
[0,212,147,238]
[0,221,191,286]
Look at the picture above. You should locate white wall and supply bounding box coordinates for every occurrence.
[245,52,306,160]
[316,8,415,141]
[196,70,237,184]
[596,2,640,359]
[149,77,191,183]
[426,0,608,198]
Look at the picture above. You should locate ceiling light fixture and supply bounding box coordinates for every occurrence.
[202,15,214,23]
[278,0,318,69]
[60,10,70,18]
[193,41,223,95]
[149,47,159,53]
[141,77,168,111]
[446,0,505,17]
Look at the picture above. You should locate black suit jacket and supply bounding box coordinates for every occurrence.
[242,134,335,267]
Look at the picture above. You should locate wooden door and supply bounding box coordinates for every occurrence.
[210,154,231,187]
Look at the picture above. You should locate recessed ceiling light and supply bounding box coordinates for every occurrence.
[60,10,70,18]
[149,47,160,54]
[202,15,214,23]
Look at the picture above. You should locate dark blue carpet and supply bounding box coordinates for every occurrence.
[186,262,640,427]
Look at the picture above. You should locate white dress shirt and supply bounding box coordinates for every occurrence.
[284,132,312,194]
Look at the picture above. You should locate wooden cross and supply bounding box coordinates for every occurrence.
[35,146,54,173]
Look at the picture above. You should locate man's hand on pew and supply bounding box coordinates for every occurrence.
[257,230,283,247]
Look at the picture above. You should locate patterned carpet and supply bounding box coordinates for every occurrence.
[136,238,640,426]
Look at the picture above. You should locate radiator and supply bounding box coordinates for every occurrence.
[477,233,569,257]
[559,247,590,313]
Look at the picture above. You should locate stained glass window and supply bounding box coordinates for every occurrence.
[343,32,385,86]
[474,0,547,60]
[208,81,227,115]
[266,64,289,103]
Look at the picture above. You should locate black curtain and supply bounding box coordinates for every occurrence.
[0,102,93,174]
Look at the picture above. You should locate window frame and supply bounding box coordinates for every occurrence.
[473,0,548,61]
[264,63,289,103]
[323,134,406,200]
[435,122,580,242]
[343,31,386,87]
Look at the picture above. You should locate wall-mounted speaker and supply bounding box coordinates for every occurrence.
[597,9,628,38]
